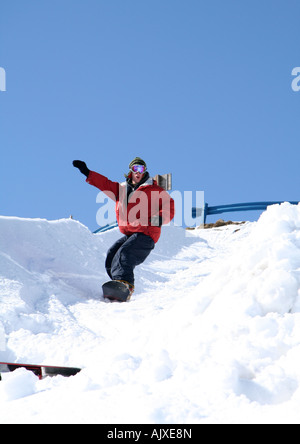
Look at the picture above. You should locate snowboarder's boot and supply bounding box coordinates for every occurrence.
[115,280,135,299]
[102,280,134,302]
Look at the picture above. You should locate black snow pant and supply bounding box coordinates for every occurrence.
[105,233,155,286]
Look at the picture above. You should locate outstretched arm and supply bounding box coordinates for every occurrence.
[73,160,119,201]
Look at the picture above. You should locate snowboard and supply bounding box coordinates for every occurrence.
[102,280,131,302]
[0,362,81,380]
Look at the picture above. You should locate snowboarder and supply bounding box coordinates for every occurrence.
[73,157,175,298]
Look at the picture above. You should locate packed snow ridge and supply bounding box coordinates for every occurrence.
[1,202,300,423]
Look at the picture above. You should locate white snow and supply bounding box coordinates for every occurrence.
[1,203,300,423]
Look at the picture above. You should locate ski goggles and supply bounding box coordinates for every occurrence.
[130,164,146,174]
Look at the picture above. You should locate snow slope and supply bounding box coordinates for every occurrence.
[1,203,300,423]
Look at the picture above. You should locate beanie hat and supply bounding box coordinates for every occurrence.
[128,157,147,170]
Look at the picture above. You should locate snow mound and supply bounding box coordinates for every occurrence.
[1,204,300,423]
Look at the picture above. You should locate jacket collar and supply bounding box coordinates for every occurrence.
[126,172,152,191]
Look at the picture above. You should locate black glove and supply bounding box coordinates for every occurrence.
[73,160,90,178]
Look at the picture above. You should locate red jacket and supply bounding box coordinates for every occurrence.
[87,171,175,243]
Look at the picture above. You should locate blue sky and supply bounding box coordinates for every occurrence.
[1,0,300,231]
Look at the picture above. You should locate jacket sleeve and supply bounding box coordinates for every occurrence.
[160,191,175,225]
[151,187,175,225]
[86,171,119,201]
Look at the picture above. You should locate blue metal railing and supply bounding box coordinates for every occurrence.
[93,201,300,233]
[192,201,299,224]
[93,222,118,234]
